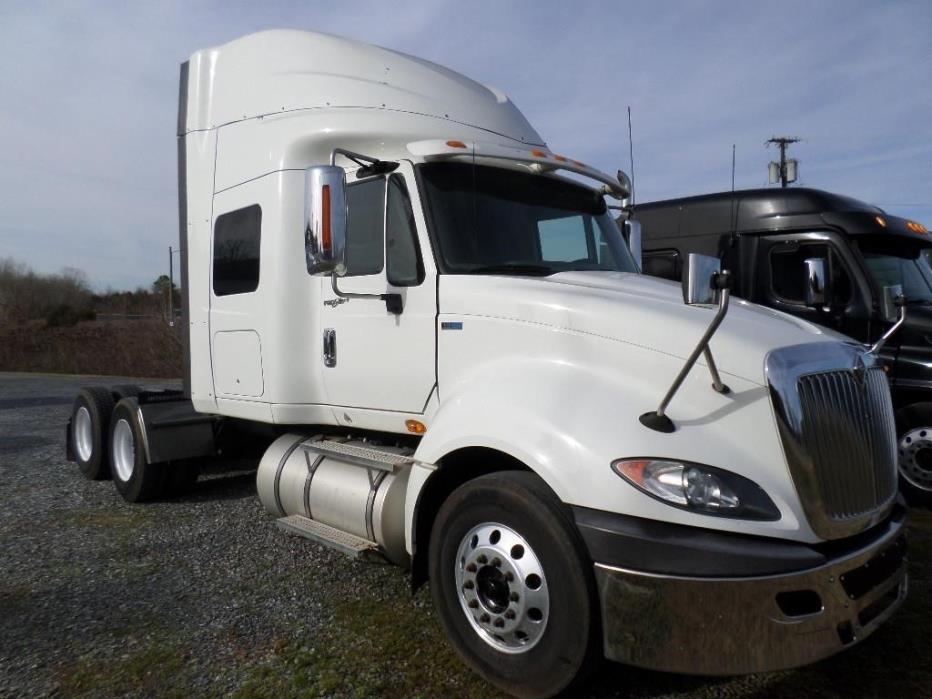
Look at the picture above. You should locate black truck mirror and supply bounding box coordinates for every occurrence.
[304,165,348,276]
[803,257,828,308]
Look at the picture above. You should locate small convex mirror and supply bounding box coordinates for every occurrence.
[881,284,905,322]
[305,165,348,276]
[682,253,722,305]
[803,257,827,307]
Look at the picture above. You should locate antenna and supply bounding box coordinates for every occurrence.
[731,144,736,192]
[627,106,636,206]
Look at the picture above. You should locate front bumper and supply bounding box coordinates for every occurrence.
[584,508,907,675]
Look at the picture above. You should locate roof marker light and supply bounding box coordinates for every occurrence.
[446,140,467,149]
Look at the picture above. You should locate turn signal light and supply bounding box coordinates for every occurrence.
[530,149,548,158]
[446,140,467,149]
[405,419,427,434]
[907,221,928,234]
[875,216,887,228]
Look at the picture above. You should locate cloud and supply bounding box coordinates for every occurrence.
[0,0,929,288]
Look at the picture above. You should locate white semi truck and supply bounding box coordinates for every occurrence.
[67,30,908,697]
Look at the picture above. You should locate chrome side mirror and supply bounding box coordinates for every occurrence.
[304,166,347,276]
[624,219,642,270]
[803,257,827,307]
[682,253,722,305]
[881,284,905,323]
[870,284,906,354]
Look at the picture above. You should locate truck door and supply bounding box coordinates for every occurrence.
[756,232,871,342]
[319,165,436,413]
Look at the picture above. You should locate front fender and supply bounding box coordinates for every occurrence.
[409,338,813,550]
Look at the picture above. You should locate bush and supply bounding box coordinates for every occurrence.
[45,304,82,328]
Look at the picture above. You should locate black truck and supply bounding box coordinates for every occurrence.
[629,187,932,503]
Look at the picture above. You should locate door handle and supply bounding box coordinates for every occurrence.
[323,328,337,368]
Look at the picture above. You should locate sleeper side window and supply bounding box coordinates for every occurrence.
[213,204,261,296]
[345,178,385,277]
[642,249,680,281]
[386,174,424,286]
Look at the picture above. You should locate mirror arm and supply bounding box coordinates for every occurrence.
[640,273,732,433]
[868,298,906,355]
[331,273,403,315]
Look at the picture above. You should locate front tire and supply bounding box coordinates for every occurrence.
[71,387,115,480]
[428,472,599,698]
[897,404,932,506]
[109,399,164,503]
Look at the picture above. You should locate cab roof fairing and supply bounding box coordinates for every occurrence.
[181,29,545,149]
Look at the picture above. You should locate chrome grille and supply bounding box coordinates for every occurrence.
[766,343,898,540]
[796,368,897,520]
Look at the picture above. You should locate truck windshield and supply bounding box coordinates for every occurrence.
[858,235,932,303]
[417,162,637,275]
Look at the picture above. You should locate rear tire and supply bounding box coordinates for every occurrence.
[109,398,164,503]
[428,471,600,698]
[111,384,141,400]
[896,403,932,507]
[71,387,115,480]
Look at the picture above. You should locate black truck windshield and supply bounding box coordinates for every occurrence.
[418,162,637,275]
[858,235,932,303]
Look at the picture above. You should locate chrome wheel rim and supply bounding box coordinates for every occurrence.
[899,426,932,492]
[112,418,135,482]
[74,406,93,463]
[454,522,549,654]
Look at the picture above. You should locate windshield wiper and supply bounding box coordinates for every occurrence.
[466,263,556,276]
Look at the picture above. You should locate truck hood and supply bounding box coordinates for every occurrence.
[439,272,842,385]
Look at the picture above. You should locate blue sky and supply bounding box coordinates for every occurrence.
[1,0,930,289]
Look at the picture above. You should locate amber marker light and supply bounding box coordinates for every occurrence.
[405,419,427,434]
[446,140,467,148]
[554,154,568,162]
[875,215,887,228]
[530,149,548,158]
[612,458,649,487]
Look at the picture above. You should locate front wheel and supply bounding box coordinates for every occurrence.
[897,404,932,506]
[428,472,599,698]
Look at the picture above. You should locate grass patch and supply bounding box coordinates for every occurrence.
[65,508,158,529]
[58,641,193,698]
[234,588,501,699]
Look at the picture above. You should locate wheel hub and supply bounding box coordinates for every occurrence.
[112,418,135,482]
[454,523,549,654]
[899,426,932,491]
[74,406,93,463]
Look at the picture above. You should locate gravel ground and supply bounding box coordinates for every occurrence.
[1,371,931,698]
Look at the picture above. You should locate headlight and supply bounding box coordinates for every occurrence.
[611,458,780,520]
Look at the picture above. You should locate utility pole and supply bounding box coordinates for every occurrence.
[168,246,175,327]
[766,136,800,188]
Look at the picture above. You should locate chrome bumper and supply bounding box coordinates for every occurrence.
[595,519,907,675]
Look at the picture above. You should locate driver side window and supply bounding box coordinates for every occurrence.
[769,241,852,305]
